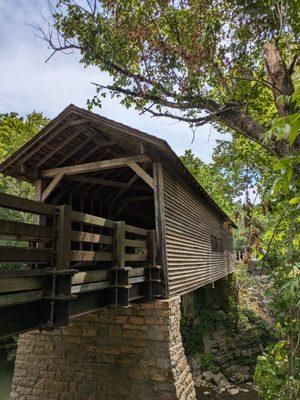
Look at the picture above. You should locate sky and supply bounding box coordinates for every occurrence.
[0,0,231,162]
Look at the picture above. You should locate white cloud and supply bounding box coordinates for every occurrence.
[0,0,231,162]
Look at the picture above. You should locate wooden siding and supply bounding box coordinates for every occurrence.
[163,171,235,297]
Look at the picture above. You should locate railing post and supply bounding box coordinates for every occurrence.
[56,204,71,270]
[146,230,161,298]
[111,221,132,307]
[43,204,75,330]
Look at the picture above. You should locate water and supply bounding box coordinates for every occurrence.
[0,362,13,400]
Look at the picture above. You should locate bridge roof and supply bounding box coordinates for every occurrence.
[0,104,236,227]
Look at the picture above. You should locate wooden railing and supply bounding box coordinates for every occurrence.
[0,192,161,339]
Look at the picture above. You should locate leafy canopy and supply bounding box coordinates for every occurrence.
[40,0,300,157]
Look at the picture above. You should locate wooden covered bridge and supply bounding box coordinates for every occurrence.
[0,105,235,400]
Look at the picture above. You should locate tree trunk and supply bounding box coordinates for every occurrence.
[263,42,295,116]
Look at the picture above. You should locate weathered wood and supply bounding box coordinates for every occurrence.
[56,205,71,269]
[71,267,145,286]
[70,250,113,262]
[72,281,110,294]
[114,221,125,268]
[0,191,54,216]
[36,128,84,168]
[41,154,151,178]
[125,239,147,248]
[0,275,45,293]
[125,224,148,236]
[163,171,234,296]
[125,253,148,262]
[70,230,113,244]
[109,174,139,201]
[127,162,154,189]
[0,246,51,263]
[0,290,43,307]
[71,210,115,228]
[0,220,52,241]
[147,230,157,267]
[54,133,95,167]
[76,144,110,164]
[0,301,49,339]
[70,175,128,188]
[15,119,88,167]
[41,174,64,202]
[69,288,110,318]
[153,162,169,297]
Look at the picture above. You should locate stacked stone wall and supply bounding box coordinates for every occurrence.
[11,297,196,400]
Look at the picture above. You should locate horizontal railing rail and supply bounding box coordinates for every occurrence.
[0,192,161,339]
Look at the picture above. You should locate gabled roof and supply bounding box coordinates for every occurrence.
[0,104,236,227]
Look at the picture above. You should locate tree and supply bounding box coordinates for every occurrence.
[181,149,235,215]
[0,112,48,360]
[39,0,299,158]
[0,112,48,197]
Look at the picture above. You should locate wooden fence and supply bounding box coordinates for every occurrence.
[0,192,160,339]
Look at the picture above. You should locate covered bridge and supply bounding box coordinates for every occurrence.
[0,104,235,400]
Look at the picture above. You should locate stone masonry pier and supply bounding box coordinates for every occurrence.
[11,297,196,400]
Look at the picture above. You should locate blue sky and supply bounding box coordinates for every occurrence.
[0,0,231,162]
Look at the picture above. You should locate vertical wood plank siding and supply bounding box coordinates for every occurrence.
[163,171,235,296]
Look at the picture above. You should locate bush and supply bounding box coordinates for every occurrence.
[254,340,300,400]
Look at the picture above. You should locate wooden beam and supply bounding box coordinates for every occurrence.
[128,162,154,189]
[70,250,113,262]
[108,174,139,201]
[71,230,113,245]
[0,220,52,241]
[36,128,84,168]
[0,192,54,216]
[69,175,128,189]
[54,133,97,167]
[71,210,115,229]
[16,119,88,167]
[153,162,169,298]
[41,154,151,178]
[0,246,51,263]
[41,174,64,202]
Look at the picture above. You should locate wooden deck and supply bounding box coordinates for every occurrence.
[0,192,160,339]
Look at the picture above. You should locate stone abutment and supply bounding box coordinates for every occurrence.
[11,297,196,400]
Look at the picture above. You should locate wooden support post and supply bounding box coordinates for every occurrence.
[41,174,64,202]
[111,221,131,307]
[33,180,47,253]
[153,162,169,298]
[146,230,161,298]
[115,221,125,269]
[56,205,71,270]
[44,204,74,329]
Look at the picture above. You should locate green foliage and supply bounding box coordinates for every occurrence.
[0,112,48,360]
[254,341,300,400]
[198,353,220,374]
[0,112,48,200]
[180,149,235,216]
[46,0,299,161]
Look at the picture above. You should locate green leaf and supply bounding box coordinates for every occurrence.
[287,120,300,146]
[272,179,281,196]
[282,174,289,194]
[289,197,300,205]
[286,165,293,182]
